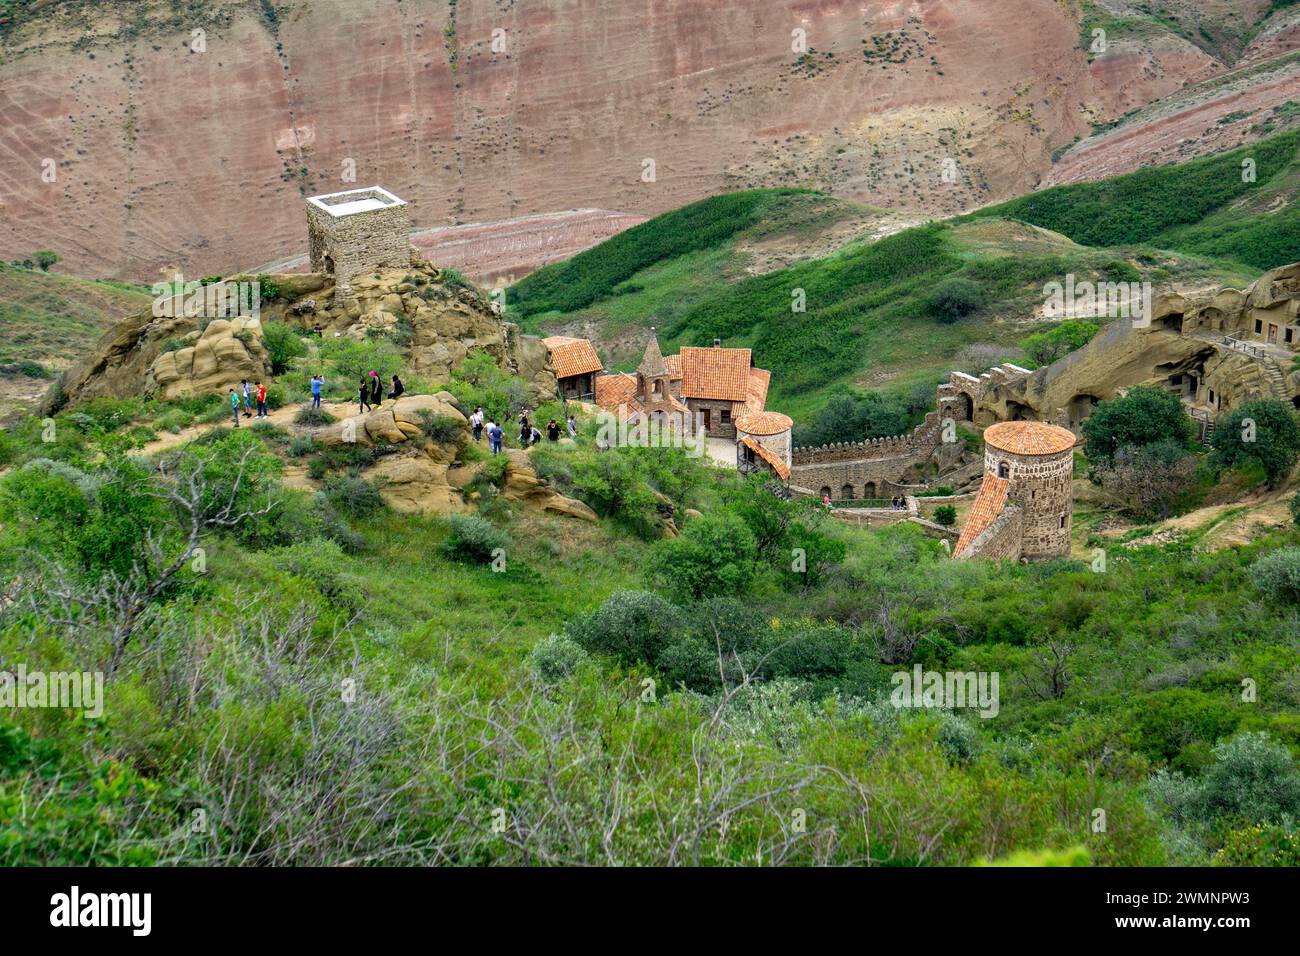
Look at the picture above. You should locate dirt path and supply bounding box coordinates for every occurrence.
[138,400,360,456]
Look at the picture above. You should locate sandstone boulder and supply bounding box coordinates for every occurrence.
[147,316,270,401]
[502,450,597,521]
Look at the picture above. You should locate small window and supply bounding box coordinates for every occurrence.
[721,409,731,424]
[1255,319,1264,334]
[1287,328,1295,344]
[1059,515,1067,529]
[997,461,1010,479]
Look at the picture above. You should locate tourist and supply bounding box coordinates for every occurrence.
[470,406,484,442]
[369,371,383,409]
[359,377,373,414]
[312,322,324,337]
[822,493,832,509]
[388,374,405,403]
[519,418,531,446]
[241,380,252,418]
[891,495,898,510]
[255,381,268,418]
[567,415,577,439]
[488,420,504,455]
[546,419,560,441]
[229,389,240,428]
[310,374,323,410]
[530,425,542,446]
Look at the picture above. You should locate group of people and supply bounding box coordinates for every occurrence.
[358,370,404,414]
[468,407,578,455]
[229,380,269,426]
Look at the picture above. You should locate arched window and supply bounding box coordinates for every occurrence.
[819,486,832,500]
[841,484,855,500]
[997,461,1010,479]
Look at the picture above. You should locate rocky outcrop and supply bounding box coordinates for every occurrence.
[52,263,558,410]
[147,317,270,401]
[501,450,598,522]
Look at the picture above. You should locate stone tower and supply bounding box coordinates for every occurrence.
[306,186,411,306]
[636,329,677,420]
[981,421,1076,559]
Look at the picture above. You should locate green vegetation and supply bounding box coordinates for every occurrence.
[508,189,817,317]
[1210,399,1300,488]
[973,131,1300,271]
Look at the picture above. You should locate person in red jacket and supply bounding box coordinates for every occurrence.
[255,381,268,418]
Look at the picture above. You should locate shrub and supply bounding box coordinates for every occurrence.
[1253,548,1300,602]
[564,590,686,664]
[418,410,463,445]
[1083,385,1195,464]
[1092,439,1201,519]
[294,406,337,427]
[319,474,386,518]
[646,511,757,600]
[529,633,589,684]
[925,277,984,323]
[443,514,510,564]
[1189,733,1300,826]
[288,435,321,458]
[1210,399,1300,488]
[1020,320,1099,367]
[933,505,957,527]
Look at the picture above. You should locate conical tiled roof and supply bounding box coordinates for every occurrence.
[638,330,668,378]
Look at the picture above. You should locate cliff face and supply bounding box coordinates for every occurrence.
[0,0,1291,280]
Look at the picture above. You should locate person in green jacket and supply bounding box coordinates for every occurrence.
[229,389,240,428]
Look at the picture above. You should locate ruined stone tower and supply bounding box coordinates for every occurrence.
[955,421,1076,561]
[306,186,411,306]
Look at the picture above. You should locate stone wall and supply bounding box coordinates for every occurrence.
[307,195,413,305]
[957,505,1023,561]
[986,445,1074,559]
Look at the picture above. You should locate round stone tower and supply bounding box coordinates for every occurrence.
[735,411,793,473]
[982,421,1076,560]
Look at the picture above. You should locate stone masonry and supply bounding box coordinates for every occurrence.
[307,187,413,307]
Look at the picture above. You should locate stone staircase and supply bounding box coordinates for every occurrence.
[1261,357,1290,402]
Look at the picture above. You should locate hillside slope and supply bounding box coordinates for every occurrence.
[0,0,1290,280]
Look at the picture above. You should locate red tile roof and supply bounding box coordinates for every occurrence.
[741,436,790,481]
[664,354,682,380]
[984,421,1077,456]
[736,410,792,436]
[543,336,603,379]
[734,367,771,417]
[594,373,640,415]
[679,346,752,401]
[953,474,1010,557]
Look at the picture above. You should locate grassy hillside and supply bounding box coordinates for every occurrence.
[972,129,1300,271]
[2,368,1300,865]
[0,263,151,415]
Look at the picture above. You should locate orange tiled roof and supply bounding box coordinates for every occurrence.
[664,354,682,380]
[983,421,1077,456]
[953,474,1010,557]
[594,373,641,416]
[543,336,603,379]
[736,410,792,436]
[733,366,770,417]
[741,436,790,481]
[679,346,752,402]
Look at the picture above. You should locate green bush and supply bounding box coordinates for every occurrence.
[529,633,589,684]
[564,590,687,664]
[1253,547,1300,602]
[933,505,957,527]
[294,406,337,427]
[319,474,386,518]
[1083,385,1195,464]
[443,514,510,564]
[925,277,985,323]
[1210,400,1300,488]
[647,511,757,600]
[418,411,464,445]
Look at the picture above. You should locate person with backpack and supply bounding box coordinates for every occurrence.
[255,381,268,418]
[529,425,542,446]
[470,407,484,442]
[388,374,405,403]
[229,388,241,427]
[359,377,373,414]
[567,415,577,439]
[310,374,323,410]
[546,419,560,441]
